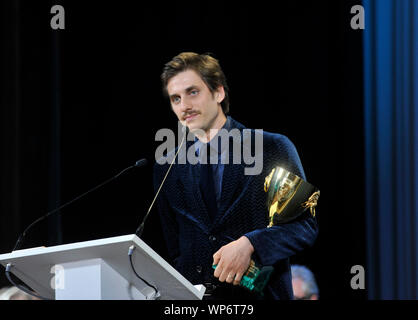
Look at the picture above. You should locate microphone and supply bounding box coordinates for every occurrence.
[128,126,187,299]
[12,158,148,252]
[135,125,187,237]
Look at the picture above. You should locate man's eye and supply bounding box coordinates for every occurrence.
[190,90,198,96]
[172,96,180,103]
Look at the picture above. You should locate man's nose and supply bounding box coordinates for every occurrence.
[180,96,192,112]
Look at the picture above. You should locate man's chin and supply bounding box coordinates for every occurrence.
[187,125,206,137]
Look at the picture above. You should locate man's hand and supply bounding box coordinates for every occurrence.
[213,236,254,285]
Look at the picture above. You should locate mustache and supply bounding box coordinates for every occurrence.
[182,111,200,119]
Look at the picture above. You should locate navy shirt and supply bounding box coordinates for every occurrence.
[194,116,232,209]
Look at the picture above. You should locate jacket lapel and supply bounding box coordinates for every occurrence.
[211,133,253,228]
[180,140,212,231]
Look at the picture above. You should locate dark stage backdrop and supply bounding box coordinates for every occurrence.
[0,0,366,299]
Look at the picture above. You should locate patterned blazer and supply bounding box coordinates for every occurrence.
[153,117,318,299]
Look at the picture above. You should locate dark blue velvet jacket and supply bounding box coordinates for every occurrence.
[153,117,318,300]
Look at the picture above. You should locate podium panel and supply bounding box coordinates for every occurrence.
[0,234,205,300]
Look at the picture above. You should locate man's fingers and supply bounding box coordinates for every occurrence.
[213,263,222,278]
[212,240,252,285]
[233,272,243,286]
[218,267,231,282]
[212,249,222,266]
[225,273,235,284]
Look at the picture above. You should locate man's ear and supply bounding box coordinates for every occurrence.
[215,86,225,104]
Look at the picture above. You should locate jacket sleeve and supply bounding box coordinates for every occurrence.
[153,162,180,267]
[244,134,319,266]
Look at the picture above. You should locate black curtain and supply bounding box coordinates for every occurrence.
[1,1,61,254]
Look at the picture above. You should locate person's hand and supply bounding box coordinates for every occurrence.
[213,236,254,285]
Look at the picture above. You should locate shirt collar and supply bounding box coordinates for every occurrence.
[194,116,232,156]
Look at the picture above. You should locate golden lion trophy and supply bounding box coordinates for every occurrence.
[224,166,320,297]
[264,166,320,226]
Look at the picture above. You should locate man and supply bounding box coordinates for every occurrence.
[154,52,318,299]
[291,265,319,300]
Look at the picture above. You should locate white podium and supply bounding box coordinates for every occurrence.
[0,234,205,300]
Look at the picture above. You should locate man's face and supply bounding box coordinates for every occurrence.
[166,69,225,135]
